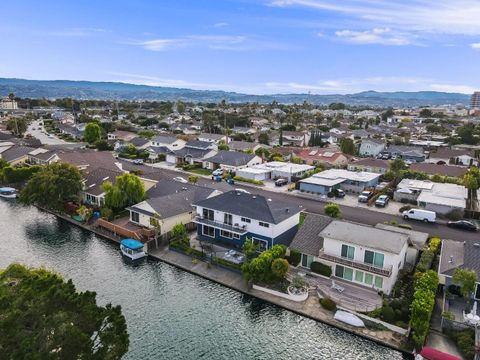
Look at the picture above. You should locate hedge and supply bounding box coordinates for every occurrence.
[397,224,412,230]
[428,237,441,253]
[233,176,264,185]
[415,249,435,273]
[310,262,332,277]
[287,249,301,266]
[320,298,336,311]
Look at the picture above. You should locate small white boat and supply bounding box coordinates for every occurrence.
[334,310,365,327]
[0,187,17,199]
[120,239,147,261]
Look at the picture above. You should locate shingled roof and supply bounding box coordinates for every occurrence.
[289,213,332,256]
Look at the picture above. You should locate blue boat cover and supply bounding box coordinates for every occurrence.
[0,187,16,191]
[121,239,144,250]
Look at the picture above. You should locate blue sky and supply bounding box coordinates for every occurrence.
[0,0,479,94]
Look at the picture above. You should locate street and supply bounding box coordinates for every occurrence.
[119,159,479,242]
[25,120,72,145]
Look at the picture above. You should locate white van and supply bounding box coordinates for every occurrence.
[402,208,436,223]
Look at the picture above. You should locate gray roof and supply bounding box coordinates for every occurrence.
[440,240,480,280]
[146,179,213,198]
[199,133,224,140]
[57,149,119,171]
[130,137,150,147]
[83,168,123,196]
[1,146,36,162]
[30,150,57,161]
[320,220,409,254]
[185,140,212,150]
[228,141,256,151]
[194,190,302,224]
[375,224,428,250]
[204,150,255,167]
[173,146,212,160]
[0,132,15,141]
[152,135,177,144]
[147,146,171,155]
[289,213,332,256]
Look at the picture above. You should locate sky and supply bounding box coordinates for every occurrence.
[0,0,479,95]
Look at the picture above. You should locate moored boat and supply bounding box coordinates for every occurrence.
[120,238,147,261]
[0,187,17,199]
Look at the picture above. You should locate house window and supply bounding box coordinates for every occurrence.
[335,265,353,281]
[301,254,314,268]
[241,217,251,223]
[341,244,355,260]
[364,273,373,285]
[131,211,139,223]
[252,238,268,251]
[364,250,385,268]
[220,230,232,239]
[202,225,215,237]
[259,222,270,228]
[374,276,383,289]
[203,208,214,221]
[224,213,232,225]
[355,270,364,283]
[233,233,240,240]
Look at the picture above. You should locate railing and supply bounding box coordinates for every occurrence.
[194,216,248,234]
[318,251,393,277]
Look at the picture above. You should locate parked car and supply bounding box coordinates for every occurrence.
[375,195,390,207]
[234,188,250,194]
[225,177,235,185]
[447,220,478,231]
[212,169,223,176]
[133,159,144,165]
[275,178,288,187]
[402,208,436,223]
[358,191,373,203]
[173,176,188,183]
[333,189,345,198]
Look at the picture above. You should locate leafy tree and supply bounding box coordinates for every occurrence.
[258,132,269,145]
[95,139,113,151]
[328,102,345,110]
[176,100,186,113]
[271,258,289,279]
[456,124,479,145]
[103,173,145,212]
[339,138,356,155]
[84,122,102,144]
[419,109,433,118]
[255,147,271,160]
[171,223,187,241]
[452,268,477,298]
[241,245,287,283]
[242,238,260,261]
[218,143,229,151]
[77,205,93,222]
[382,107,394,122]
[324,203,341,218]
[137,130,156,139]
[0,263,129,359]
[20,163,83,210]
[463,167,480,209]
[7,117,28,136]
[389,159,407,182]
[1,165,41,184]
[281,124,296,131]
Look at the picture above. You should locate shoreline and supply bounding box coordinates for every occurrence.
[40,206,413,358]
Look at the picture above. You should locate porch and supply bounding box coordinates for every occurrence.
[289,267,382,312]
[95,217,156,242]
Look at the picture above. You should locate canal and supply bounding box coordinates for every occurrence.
[0,200,408,359]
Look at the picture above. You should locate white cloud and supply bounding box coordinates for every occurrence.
[48,27,108,37]
[268,0,480,36]
[137,39,186,51]
[335,28,411,46]
[213,22,229,28]
[429,83,477,94]
[471,43,480,49]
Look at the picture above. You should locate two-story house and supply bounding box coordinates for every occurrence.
[290,218,408,295]
[193,190,301,250]
[151,135,186,151]
[359,139,385,157]
[203,151,262,172]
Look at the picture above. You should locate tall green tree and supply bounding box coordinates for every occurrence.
[258,132,269,145]
[452,268,477,298]
[0,263,129,359]
[389,159,407,182]
[463,167,480,210]
[339,138,356,155]
[7,117,28,136]
[103,173,145,212]
[84,122,102,144]
[176,100,186,114]
[20,163,83,210]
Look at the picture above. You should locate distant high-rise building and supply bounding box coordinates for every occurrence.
[471,92,480,109]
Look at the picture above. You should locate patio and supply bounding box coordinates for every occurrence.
[190,236,246,264]
[289,267,383,312]
[446,297,480,326]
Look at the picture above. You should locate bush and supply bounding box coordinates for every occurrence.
[446,208,464,221]
[287,249,301,266]
[415,249,435,273]
[233,176,264,186]
[381,306,395,323]
[319,298,336,311]
[399,205,412,213]
[310,262,332,277]
[100,207,113,220]
[447,329,475,360]
[397,223,412,230]
[428,237,441,253]
[324,203,341,218]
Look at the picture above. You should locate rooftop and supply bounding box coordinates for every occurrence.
[204,150,256,167]
[289,213,332,256]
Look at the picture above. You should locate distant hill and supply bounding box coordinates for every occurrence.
[0,77,471,107]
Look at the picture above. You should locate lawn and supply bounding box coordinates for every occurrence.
[189,168,212,176]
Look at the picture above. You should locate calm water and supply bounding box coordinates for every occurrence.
[0,200,408,360]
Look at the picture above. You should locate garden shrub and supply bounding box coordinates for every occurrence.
[397,223,412,230]
[381,306,395,323]
[446,329,475,360]
[319,298,336,311]
[428,237,441,253]
[445,208,464,221]
[324,203,341,218]
[415,249,435,273]
[233,176,264,185]
[310,262,332,277]
[399,205,412,213]
[287,249,301,266]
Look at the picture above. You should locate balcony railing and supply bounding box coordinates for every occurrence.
[318,251,393,277]
[194,216,248,234]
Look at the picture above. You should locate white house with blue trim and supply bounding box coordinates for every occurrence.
[193,190,301,250]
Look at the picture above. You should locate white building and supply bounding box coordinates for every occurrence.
[151,135,186,151]
[236,161,314,182]
[0,97,18,110]
[359,139,385,157]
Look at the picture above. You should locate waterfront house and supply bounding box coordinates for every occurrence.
[290,218,409,295]
[203,150,261,172]
[82,168,123,207]
[359,139,385,157]
[299,168,380,195]
[0,145,36,165]
[194,190,301,250]
[127,186,219,238]
[347,158,389,174]
[27,148,59,165]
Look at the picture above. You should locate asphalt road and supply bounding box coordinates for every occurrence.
[26,120,71,145]
[120,160,479,242]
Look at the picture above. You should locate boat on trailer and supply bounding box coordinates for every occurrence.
[120,239,147,261]
[0,187,17,199]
